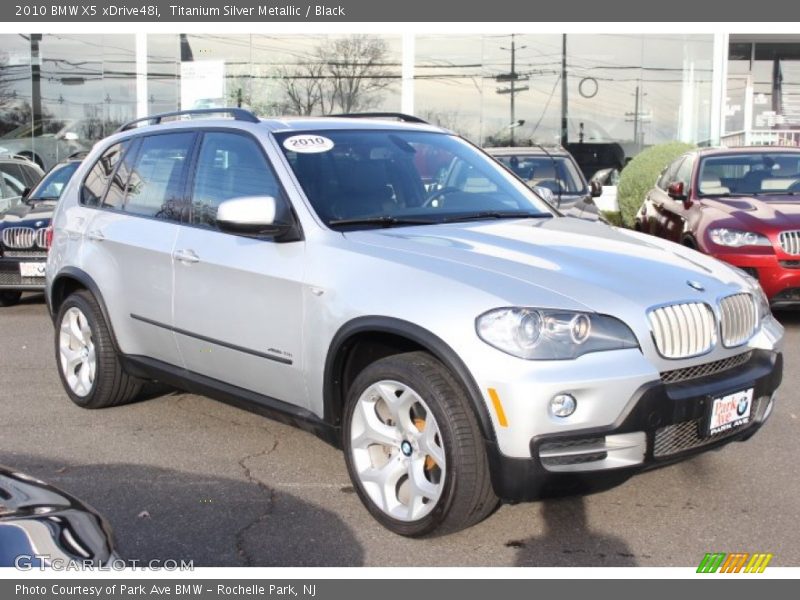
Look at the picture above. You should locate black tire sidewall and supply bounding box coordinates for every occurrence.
[342,355,465,537]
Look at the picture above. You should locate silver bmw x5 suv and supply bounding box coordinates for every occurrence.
[46,109,784,536]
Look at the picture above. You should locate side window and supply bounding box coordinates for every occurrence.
[657,157,683,190]
[675,156,695,190]
[123,132,194,221]
[1,170,25,196]
[81,142,126,207]
[190,132,281,227]
[103,138,139,210]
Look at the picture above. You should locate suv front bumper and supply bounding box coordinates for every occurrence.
[486,349,782,502]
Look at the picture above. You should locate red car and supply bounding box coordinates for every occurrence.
[635,147,800,308]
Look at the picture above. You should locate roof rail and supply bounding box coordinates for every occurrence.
[116,108,260,133]
[328,112,429,124]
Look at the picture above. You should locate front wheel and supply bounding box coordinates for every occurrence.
[343,352,498,536]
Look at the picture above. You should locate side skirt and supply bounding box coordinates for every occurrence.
[120,355,341,448]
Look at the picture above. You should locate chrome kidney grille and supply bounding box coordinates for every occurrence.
[779,230,800,255]
[719,293,757,347]
[648,302,716,359]
[1,227,48,250]
[649,293,758,358]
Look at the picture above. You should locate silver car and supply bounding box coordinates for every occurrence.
[45,109,784,536]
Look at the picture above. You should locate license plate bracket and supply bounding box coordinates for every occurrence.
[19,262,46,278]
[707,387,754,436]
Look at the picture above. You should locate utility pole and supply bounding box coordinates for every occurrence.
[496,34,529,146]
[625,86,650,151]
[560,34,568,147]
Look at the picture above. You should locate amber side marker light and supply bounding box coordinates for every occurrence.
[487,387,508,428]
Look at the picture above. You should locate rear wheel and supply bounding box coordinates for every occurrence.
[55,290,143,408]
[0,291,22,307]
[343,351,498,536]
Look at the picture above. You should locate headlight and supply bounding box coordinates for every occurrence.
[475,308,639,360]
[709,228,770,248]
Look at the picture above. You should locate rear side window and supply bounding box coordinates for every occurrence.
[82,142,126,206]
[189,131,281,227]
[123,132,194,220]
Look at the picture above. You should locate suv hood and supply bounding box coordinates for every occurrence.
[702,196,800,229]
[343,217,747,314]
[0,201,55,225]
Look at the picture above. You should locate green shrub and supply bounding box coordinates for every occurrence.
[617,142,695,228]
[600,211,624,227]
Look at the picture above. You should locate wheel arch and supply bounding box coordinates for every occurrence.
[323,316,497,446]
[50,267,121,352]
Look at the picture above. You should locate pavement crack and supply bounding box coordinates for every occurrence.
[234,440,279,567]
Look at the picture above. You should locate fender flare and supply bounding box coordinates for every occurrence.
[50,267,121,352]
[323,316,497,445]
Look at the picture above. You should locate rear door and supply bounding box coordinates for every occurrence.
[171,130,307,408]
[82,131,195,365]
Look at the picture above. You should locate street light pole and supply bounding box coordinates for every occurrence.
[560,34,568,147]
[497,34,528,146]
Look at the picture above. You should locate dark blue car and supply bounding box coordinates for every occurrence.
[0,157,82,307]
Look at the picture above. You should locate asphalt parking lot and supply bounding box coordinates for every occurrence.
[1,293,798,567]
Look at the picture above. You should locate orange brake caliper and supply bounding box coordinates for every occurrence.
[414,418,437,471]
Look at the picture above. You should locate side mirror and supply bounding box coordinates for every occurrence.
[590,180,603,197]
[216,196,297,240]
[667,181,686,201]
[21,187,31,199]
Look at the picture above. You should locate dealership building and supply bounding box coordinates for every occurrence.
[1,32,799,170]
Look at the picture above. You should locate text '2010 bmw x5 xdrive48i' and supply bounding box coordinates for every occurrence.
[45,109,784,536]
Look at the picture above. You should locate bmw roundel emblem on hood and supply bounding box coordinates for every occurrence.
[687,280,705,292]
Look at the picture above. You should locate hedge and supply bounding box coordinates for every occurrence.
[617,141,695,227]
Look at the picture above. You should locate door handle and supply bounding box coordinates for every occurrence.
[173,249,200,264]
[86,230,105,242]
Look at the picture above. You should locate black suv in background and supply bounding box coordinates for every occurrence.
[0,157,81,306]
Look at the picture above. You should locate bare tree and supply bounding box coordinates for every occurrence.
[278,35,394,116]
[277,61,327,116]
[317,35,393,113]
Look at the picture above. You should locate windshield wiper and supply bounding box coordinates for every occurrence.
[442,211,552,223]
[328,216,437,228]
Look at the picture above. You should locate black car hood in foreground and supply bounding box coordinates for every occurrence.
[0,466,117,567]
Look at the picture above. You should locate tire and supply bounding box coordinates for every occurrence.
[343,351,498,536]
[54,290,143,409]
[0,291,22,307]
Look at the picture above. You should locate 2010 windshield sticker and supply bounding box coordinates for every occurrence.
[283,135,335,153]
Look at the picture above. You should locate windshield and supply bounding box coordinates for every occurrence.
[275,130,553,228]
[28,161,80,201]
[493,153,587,195]
[698,152,800,197]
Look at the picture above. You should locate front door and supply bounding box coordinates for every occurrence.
[172,131,307,408]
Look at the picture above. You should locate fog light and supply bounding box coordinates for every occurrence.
[550,393,577,417]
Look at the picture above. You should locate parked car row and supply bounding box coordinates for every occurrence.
[0,108,794,540]
[40,108,783,537]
